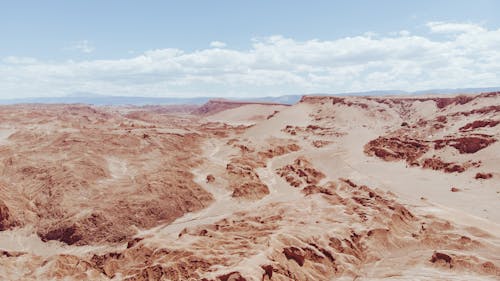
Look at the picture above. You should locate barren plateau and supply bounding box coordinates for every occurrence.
[0,94,499,280]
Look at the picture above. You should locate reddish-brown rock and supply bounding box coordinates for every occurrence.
[231,182,270,200]
[430,252,452,267]
[0,201,16,231]
[475,172,493,180]
[365,137,429,163]
[434,136,496,154]
[460,120,500,131]
[261,265,273,280]
[421,157,465,173]
[283,247,305,266]
[206,174,216,183]
[277,157,325,188]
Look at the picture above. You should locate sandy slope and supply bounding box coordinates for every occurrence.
[206,104,289,125]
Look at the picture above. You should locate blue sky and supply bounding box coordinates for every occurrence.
[1,0,499,98]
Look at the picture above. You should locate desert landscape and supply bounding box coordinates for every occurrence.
[0,92,498,280]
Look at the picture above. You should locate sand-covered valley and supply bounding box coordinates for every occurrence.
[0,94,499,280]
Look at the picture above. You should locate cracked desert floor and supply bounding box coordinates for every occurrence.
[0,92,499,281]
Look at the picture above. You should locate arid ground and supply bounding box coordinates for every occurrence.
[0,93,499,280]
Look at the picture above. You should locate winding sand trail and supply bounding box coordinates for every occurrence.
[141,138,302,244]
[0,226,117,257]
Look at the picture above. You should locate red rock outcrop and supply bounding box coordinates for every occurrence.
[312,140,332,148]
[0,201,16,231]
[430,251,453,267]
[283,125,343,137]
[206,174,216,183]
[459,119,500,131]
[301,93,484,110]
[434,135,496,154]
[226,154,269,200]
[475,172,493,180]
[283,247,305,266]
[261,265,273,280]
[364,137,429,163]
[277,157,325,188]
[421,157,465,173]
[257,143,300,159]
[450,105,500,117]
[231,182,269,200]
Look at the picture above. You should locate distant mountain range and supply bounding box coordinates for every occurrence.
[1,87,498,106]
[0,93,304,105]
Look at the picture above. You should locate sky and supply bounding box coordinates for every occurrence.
[1,0,499,99]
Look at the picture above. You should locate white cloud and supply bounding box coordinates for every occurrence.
[70,40,95,53]
[0,22,499,99]
[209,41,227,48]
[2,56,38,64]
[399,30,411,37]
[427,21,485,34]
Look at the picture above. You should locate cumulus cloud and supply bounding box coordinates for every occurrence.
[2,56,38,65]
[209,41,227,48]
[427,21,486,34]
[70,40,95,53]
[0,22,499,99]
